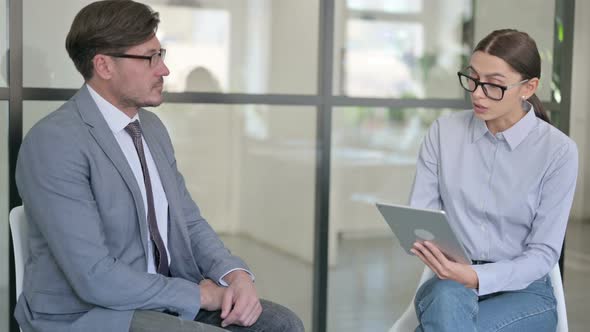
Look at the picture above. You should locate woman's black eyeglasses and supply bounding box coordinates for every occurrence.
[457,72,528,101]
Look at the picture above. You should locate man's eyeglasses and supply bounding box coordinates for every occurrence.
[105,48,166,68]
[457,72,528,101]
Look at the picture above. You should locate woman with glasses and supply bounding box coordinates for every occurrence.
[408,29,578,331]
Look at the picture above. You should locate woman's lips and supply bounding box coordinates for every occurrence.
[473,103,488,114]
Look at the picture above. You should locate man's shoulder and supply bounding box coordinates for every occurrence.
[138,108,170,139]
[138,108,165,127]
[24,96,87,145]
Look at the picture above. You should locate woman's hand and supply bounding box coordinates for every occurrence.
[411,241,479,289]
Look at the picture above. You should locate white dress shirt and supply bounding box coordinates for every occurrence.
[87,84,170,274]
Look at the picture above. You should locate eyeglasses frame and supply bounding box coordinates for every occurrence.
[457,71,529,101]
[104,48,167,68]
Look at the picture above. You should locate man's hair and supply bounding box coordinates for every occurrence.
[65,0,160,80]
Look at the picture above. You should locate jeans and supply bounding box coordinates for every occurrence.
[414,275,557,332]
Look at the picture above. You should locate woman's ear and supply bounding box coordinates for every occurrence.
[522,77,539,99]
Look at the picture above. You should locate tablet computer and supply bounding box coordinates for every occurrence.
[376,202,472,264]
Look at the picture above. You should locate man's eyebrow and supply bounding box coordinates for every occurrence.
[142,48,160,55]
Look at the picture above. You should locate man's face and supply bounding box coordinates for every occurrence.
[109,36,169,109]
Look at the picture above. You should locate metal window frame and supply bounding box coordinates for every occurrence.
[553,0,576,278]
[3,1,576,331]
[7,1,23,332]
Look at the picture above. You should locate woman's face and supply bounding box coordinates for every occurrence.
[466,51,537,128]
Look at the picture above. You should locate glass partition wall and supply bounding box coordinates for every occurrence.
[2,0,579,331]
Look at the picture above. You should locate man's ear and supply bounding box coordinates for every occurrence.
[92,54,114,80]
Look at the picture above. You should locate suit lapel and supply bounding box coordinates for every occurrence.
[73,85,150,262]
[139,112,202,280]
[138,115,184,236]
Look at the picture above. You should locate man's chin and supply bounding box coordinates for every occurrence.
[141,97,164,108]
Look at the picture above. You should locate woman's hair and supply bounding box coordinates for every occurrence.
[65,0,160,80]
[474,29,551,124]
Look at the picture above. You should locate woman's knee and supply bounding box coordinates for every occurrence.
[415,278,477,314]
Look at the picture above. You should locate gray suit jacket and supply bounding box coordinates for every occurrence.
[14,85,248,332]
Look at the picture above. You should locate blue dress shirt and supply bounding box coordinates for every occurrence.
[409,105,578,295]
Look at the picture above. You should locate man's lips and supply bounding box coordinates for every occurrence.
[153,78,164,89]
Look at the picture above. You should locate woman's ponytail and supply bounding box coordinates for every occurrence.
[528,93,551,124]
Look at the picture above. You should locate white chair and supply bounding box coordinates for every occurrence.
[390,264,568,332]
[9,205,28,300]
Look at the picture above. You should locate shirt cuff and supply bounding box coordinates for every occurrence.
[471,264,493,296]
[218,268,255,287]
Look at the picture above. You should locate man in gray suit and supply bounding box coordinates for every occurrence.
[14,1,304,331]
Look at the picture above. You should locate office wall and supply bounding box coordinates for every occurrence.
[22,0,85,88]
[235,0,319,263]
[268,0,318,94]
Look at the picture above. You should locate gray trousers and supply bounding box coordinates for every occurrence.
[129,299,305,332]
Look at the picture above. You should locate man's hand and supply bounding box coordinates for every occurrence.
[199,279,225,311]
[220,270,262,328]
[411,241,479,289]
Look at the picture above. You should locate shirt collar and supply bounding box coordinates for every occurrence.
[86,84,139,134]
[471,113,488,143]
[470,101,538,150]
[501,102,537,150]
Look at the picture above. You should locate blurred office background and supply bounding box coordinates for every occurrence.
[1,0,590,331]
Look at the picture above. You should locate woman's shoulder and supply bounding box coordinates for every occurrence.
[535,120,578,160]
[419,110,474,148]
[437,109,473,123]
[430,109,474,134]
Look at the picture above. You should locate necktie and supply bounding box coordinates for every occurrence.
[125,120,169,276]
